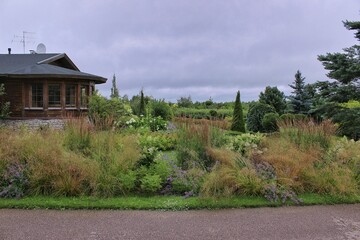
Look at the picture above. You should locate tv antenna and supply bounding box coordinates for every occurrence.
[12,31,36,53]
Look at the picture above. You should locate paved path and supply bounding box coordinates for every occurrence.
[1,204,359,240]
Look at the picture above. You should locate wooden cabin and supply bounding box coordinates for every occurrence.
[0,52,106,119]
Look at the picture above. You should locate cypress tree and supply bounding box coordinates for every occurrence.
[231,91,245,132]
[110,74,119,98]
[139,89,146,116]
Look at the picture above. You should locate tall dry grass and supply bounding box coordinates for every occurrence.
[200,147,263,197]
[257,119,359,195]
[277,119,337,149]
[176,120,226,170]
[0,119,141,197]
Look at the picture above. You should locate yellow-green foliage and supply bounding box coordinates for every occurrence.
[201,147,263,197]
[301,164,357,195]
[0,122,141,197]
[340,100,360,109]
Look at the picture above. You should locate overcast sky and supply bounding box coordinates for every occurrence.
[1,0,359,102]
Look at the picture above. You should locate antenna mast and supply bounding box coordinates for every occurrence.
[12,31,36,53]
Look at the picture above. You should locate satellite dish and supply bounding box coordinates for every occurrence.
[36,43,46,53]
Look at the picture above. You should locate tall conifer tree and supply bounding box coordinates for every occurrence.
[288,70,311,114]
[110,74,119,98]
[231,91,245,132]
[139,89,146,116]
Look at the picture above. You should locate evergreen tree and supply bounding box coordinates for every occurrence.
[318,21,360,84]
[259,86,286,114]
[246,102,275,133]
[288,70,311,114]
[139,89,146,116]
[316,19,360,139]
[230,91,245,132]
[110,74,119,98]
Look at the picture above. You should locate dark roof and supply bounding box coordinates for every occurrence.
[0,53,106,83]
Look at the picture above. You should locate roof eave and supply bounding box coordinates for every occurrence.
[4,74,107,84]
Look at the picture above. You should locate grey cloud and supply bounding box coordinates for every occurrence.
[1,0,359,102]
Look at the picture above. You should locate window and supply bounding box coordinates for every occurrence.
[31,83,43,108]
[48,84,61,107]
[66,85,76,107]
[80,85,88,108]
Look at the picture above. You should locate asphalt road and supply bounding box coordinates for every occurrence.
[1,204,359,240]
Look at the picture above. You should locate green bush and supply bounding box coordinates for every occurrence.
[174,108,232,120]
[0,163,29,198]
[150,99,172,120]
[125,116,167,132]
[88,93,132,130]
[332,107,360,140]
[171,167,206,195]
[262,112,279,132]
[140,174,162,193]
[226,133,264,157]
[118,170,137,194]
[246,103,275,132]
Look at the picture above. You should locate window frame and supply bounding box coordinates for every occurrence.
[30,83,44,108]
[48,83,62,108]
[65,84,77,108]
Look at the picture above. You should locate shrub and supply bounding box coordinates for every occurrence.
[150,99,172,120]
[174,108,232,120]
[209,109,218,118]
[88,93,132,130]
[226,133,264,157]
[262,112,280,132]
[171,167,206,195]
[125,116,167,132]
[140,174,162,193]
[332,107,360,140]
[263,183,302,204]
[139,132,177,151]
[246,102,275,132]
[0,163,29,198]
[118,170,137,194]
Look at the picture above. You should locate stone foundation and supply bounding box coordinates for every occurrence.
[0,119,66,130]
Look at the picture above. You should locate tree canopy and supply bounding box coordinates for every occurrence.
[259,86,286,114]
[318,21,360,84]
